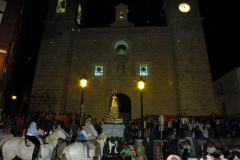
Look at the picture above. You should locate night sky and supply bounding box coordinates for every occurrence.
[15,0,240,96]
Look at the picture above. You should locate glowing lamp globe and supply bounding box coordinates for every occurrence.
[80,75,87,88]
[138,78,145,90]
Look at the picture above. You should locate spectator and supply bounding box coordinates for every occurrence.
[196,140,207,159]
[143,133,154,160]
[0,127,13,141]
[168,127,179,138]
[153,145,163,160]
[64,115,70,133]
[168,135,180,156]
[121,140,129,150]
[181,140,191,160]
[120,144,131,160]
[201,125,209,147]
[166,155,181,160]
[162,141,170,160]
[129,125,138,145]
[207,142,216,154]
[216,141,225,154]
[154,121,159,139]
[184,126,193,149]
[44,111,53,133]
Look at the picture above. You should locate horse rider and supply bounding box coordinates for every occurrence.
[77,124,92,158]
[84,117,101,156]
[26,118,44,160]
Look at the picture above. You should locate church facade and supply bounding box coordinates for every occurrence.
[29,0,216,119]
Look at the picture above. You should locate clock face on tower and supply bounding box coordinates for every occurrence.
[179,3,191,13]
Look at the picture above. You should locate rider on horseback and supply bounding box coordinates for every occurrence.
[77,124,92,158]
[26,118,44,160]
[85,117,101,156]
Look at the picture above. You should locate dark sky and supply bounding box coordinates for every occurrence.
[16,0,240,95]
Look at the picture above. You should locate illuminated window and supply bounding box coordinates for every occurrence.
[77,4,81,25]
[120,10,123,18]
[56,0,67,13]
[139,64,148,76]
[114,41,129,54]
[95,65,103,76]
[116,45,127,54]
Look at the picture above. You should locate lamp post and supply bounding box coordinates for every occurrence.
[138,77,145,139]
[79,75,87,123]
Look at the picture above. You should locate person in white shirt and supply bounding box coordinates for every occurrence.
[201,125,209,148]
[207,142,216,154]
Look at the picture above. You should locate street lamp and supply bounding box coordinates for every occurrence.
[79,75,87,123]
[138,77,145,139]
[12,95,17,100]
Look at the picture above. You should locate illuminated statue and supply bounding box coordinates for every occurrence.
[107,91,119,119]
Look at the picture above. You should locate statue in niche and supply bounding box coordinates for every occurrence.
[107,91,119,119]
[118,63,125,75]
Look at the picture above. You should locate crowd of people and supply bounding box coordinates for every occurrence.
[0,111,240,160]
[123,112,240,160]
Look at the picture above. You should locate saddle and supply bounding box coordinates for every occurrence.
[88,142,95,151]
[25,138,44,146]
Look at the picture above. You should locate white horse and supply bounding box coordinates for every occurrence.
[1,126,69,160]
[60,131,108,160]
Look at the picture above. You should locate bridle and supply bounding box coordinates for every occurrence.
[59,128,69,137]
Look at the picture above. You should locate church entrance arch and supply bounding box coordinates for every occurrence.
[116,93,131,120]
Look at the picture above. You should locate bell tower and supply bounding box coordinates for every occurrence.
[29,0,84,113]
[110,3,134,28]
[163,0,216,115]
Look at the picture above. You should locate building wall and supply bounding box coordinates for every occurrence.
[29,0,216,120]
[213,68,240,116]
[66,27,177,119]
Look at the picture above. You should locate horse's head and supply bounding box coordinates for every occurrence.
[99,131,109,143]
[56,125,69,139]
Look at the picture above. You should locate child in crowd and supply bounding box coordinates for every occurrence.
[122,140,129,150]
[153,145,163,160]
[77,124,92,158]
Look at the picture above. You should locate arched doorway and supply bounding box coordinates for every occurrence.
[116,93,131,120]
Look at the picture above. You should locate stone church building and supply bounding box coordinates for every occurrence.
[29,0,216,119]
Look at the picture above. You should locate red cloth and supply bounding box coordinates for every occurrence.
[164,119,168,131]
[16,117,24,127]
[64,118,70,127]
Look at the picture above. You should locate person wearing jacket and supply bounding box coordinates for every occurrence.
[26,118,43,160]
[77,124,92,158]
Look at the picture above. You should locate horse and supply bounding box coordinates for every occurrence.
[60,131,108,160]
[0,126,69,160]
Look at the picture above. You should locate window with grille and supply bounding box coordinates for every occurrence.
[139,64,148,76]
[95,65,103,76]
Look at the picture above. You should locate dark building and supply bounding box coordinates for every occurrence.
[0,0,27,113]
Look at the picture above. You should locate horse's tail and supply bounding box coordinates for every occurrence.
[25,137,30,147]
